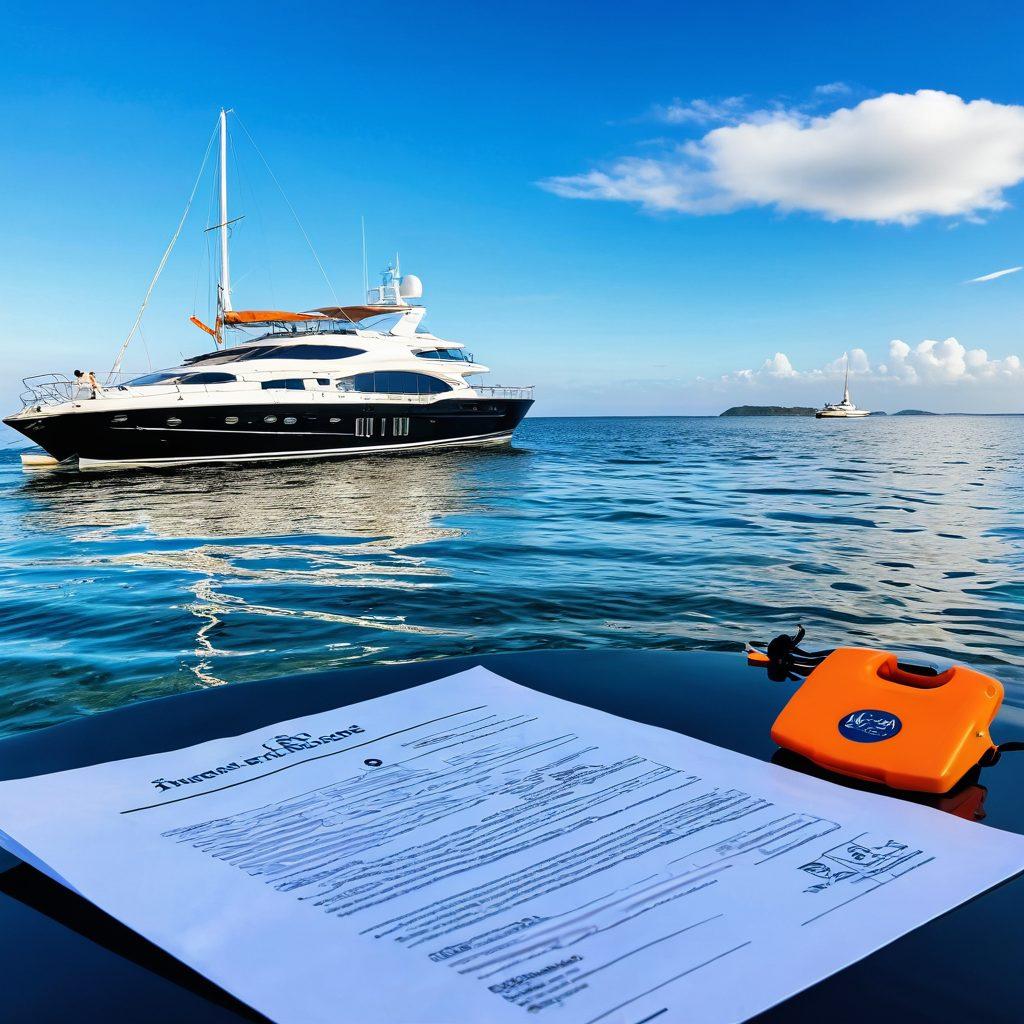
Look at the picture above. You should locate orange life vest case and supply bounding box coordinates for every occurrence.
[771,647,1003,793]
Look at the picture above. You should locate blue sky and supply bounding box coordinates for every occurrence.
[3,0,1024,417]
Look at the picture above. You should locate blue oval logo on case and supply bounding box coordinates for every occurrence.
[838,709,902,743]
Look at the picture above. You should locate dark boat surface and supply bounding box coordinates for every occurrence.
[1,650,1022,1022]
[5,396,533,466]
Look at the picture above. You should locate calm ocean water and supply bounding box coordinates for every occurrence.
[2,415,1023,736]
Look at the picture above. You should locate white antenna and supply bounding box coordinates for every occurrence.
[218,108,233,313]
[361,216,369,297]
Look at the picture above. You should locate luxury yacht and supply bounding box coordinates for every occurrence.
[5,112,533,469]
[815,357,869,419]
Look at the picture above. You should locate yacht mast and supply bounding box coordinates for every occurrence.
[842,353,850,403]
[218,108,232,314]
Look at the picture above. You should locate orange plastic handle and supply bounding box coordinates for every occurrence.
[876,654,954,690]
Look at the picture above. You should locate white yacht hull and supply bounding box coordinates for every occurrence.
[815,409,870,418]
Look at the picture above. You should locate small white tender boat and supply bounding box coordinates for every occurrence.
[19,453,61,468]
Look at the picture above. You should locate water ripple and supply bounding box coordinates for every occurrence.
[1,414,1023,734]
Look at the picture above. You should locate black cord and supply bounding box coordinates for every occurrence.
[978,741,1024,768]
[758,626,834,681]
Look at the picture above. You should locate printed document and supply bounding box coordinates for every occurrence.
[1,667,1022,1023]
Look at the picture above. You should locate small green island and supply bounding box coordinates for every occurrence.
[719,406,817,417]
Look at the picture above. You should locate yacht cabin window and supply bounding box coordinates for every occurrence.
[236,344,365,361]
[122,371,236,387]
[122,372,179,387]
[183,343,364,366]
[180,372,237,384]
[415,348,472,362]
[183,347,276,366]
[335,372,453,395]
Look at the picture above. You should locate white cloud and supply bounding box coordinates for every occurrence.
[813,82,852,97]
[721,348,865,384]
[717,340,1024,387]
[885,337,1023,383]
[967,266,1023,283]
[651,96,747,126]
[821,348,871,374]
[541,90,1024,224]
[735,352,798,379]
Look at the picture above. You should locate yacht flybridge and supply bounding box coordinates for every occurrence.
[815,357,869,419]
[5,111,533,469]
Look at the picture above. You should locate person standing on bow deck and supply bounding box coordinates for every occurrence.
[73,369,103,400]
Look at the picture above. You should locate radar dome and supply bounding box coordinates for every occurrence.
[399,274,423,299]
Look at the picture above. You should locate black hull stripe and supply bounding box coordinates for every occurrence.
[77,430,515,469]
[114,425,355,437]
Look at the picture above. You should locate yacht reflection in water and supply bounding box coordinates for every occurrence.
[20,448,522,685]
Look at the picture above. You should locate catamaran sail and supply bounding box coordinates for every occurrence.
[816,355,870,418]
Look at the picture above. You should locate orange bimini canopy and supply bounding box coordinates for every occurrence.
[313,305,409,322]
[222,309,326,325]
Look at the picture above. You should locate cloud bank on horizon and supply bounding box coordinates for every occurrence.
[541,89,1024,225]
[712,338,1024,389]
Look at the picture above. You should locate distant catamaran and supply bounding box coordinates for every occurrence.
[816,355,870,419]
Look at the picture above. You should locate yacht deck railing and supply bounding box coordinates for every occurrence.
[19,372,137,409]
[20,374,78,408]
[18,375,536,410]
[472,385,535,399]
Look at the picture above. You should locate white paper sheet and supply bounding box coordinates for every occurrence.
[1,666,1022,1024]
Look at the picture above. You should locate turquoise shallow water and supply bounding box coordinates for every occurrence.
[1,415,1022,736]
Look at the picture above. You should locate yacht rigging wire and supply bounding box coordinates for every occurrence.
[193,149,219,326]
[231,112,341,309]
[230,123,278,313]
[107,119,220,382]
[361,215,369,297]
[109,110,355,381]
[137,324,153,372]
